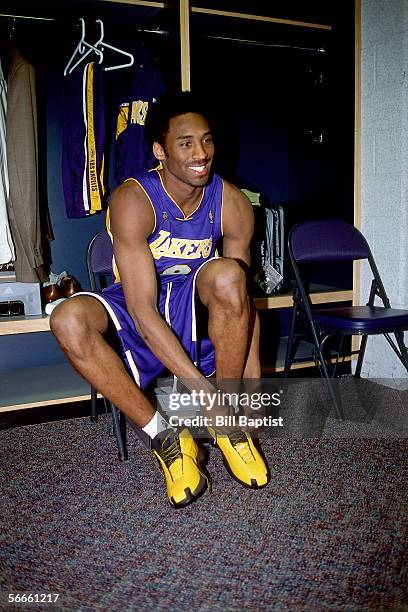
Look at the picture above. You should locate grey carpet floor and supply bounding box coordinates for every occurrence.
[1,412,407,611]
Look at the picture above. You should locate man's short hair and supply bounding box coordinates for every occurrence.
[145,91,212,147]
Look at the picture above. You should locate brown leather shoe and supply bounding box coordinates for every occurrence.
[59,275,82,297]
[42,284,63,303]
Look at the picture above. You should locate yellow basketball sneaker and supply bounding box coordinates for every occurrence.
[209,428,269,489]
[151,428,207,508]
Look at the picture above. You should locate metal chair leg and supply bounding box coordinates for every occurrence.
[354,334,368,378]
[119,410,127,456]
[393,332,408,372]
[284,303,298,376]
[90,386,98,421]
[332,335,345,378]
[110,403,128,461]
[315,341,345,421]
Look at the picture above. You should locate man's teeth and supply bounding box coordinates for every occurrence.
[190,165,205,172]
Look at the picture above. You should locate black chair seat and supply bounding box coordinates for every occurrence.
[314,306,408,333]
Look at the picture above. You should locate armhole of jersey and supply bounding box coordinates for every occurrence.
[105,209,120,283]
[116,104,129,140]
[106,178,157,283]
[220,178,225,237]
[123,177,157,235]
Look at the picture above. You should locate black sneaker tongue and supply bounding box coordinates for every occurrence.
[230,431,247,445]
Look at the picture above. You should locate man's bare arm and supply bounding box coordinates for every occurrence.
[109,182,212,389]
[221,181,255,266]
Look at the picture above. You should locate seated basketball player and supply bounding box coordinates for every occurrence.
[50,91,270,508]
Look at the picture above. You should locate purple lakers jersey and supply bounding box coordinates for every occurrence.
[110,168,224,284]
[85,168,223,388]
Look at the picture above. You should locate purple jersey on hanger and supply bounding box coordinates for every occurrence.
[114,48,165,185]
[62,62,106,218]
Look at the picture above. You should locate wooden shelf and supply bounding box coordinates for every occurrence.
[191,6,333,31]
[261,336,358,373]
[0,285,352,336]
[0,362,100,412]
[254,284,352,310]
[0,314,50,336]
[263,355,354,373]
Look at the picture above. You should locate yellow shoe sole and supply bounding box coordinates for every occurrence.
[170,475,208,509]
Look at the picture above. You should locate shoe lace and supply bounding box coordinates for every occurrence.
[158,434,183,479]
[229,431,255,463]
[156,433,212,492]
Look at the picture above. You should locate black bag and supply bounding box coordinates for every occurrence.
[251,202,288,295]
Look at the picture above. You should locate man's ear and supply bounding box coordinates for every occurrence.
[153,141,167,161]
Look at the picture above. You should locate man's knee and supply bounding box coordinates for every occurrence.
[50,298,100,355]
[211,259,247,311]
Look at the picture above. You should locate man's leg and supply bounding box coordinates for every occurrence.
[197,258,261,378]
[50,296,207,507]
[196,258,269,489]
[244,301,261,378]
[196,258,251,379]
[50,296,155,427]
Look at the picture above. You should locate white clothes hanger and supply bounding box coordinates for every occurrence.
[94,19,134,72]
[63,18,103,76]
